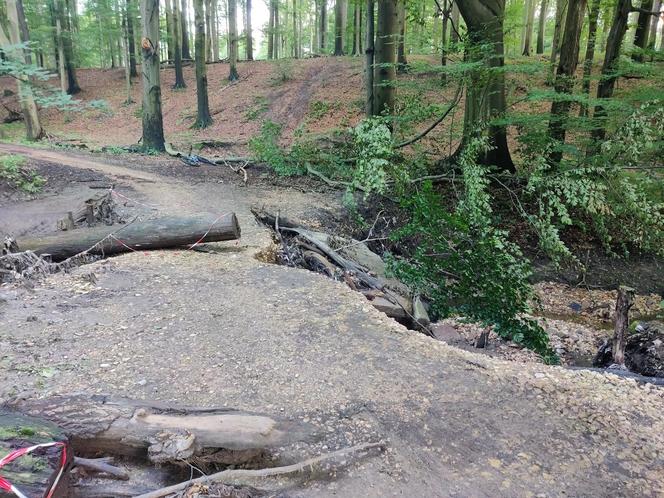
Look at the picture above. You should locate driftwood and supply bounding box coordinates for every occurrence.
[134,441,385,498]
[0,411,73,497]
[613,286,635,365]
[5,395,313,467]
[14,212,241,261]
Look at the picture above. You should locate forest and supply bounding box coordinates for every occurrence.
[1,0,664,496]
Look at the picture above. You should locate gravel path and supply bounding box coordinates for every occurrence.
[1,145,664,497]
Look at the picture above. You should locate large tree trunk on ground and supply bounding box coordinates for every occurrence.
[15,213,241,261]
[140,0,165,151]
[548,0,587,165]
[194,0,212,127]
[632,0,653,61]
[245,0,253,59]
[373,0,397,116]
[228,0,239,79]
[612,286,635,366]
[579,0,600,117]
[592,0,631,141]
[536,0,548,54]
[334,0,345,54]
[365,0,374,115]
[5,0,44,141]
[0,411,73,497]
[456,0,515,172]
[126,0,138,77]
[4,395,310,466]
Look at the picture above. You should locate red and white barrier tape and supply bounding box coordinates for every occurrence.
[0,441,68,498]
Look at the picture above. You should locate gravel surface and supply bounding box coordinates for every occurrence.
[1,146,664,497]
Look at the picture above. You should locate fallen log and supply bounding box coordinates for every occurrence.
[4,395,313,467]
[14,212,241,261]
[0,411,73,498]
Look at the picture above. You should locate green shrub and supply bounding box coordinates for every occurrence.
[0,154,45,193]
[248,120,305,176]
[270,58,294,85]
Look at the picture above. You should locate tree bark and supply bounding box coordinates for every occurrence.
[632,0,653,61]
[274,0,280,58]
[592,0,631,141]
[205,0,213,61]
[16,213,241,261]
[522,0,535,55]
[121,9,134,103]
[373,0,397,115]
[579,0,600,117]
[171,0,186,88]
[319,0,327,51]
[456,0,515,172]
[126,0,138,77]
[5,0,44,141]
[612,286,635,366]
[165,0,175,65]
[55,0,66,92]
[647,0,661,50]
[212,0,219,61]
[365,0,374,116]
[334,0,345,54]
[268,0,275,58]
[181,0,191,59]
[548,0,586,164]
[56,0,80,94]
[450,0,459,43]
[140,0,165,151]
[396,0,406,72]
[228,0,239,80]
[194,0,213,127]
[292,0,298,57]
[245,0,253,59]
[352,0,362,55]
[536,0,547,54]
[548,0,566,81]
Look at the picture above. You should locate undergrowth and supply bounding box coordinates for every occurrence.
[0,154,45,193]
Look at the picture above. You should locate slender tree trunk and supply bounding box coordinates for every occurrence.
[268,0,275,58]
[549,0,566,81]
[245,0,253,59]
[274,0,280,58]
[592,0,631,141]
[365,0,374,115]
[292,0,298,57]
[213,0,220,61]
[450,0,459,43]
[228,0,239,79]
[456,0,515,172]
[140,0,166,150]
[205,0,213,61]
[579,0,600,117]
[193,0,212,126]
[536,0,548,54]
[334,0,345,54]
[352,0,361,54]
[319,0,327,51]
[66,0,78,31]
[165,0,175,62]
[5,0,44,140]
[373,0,397,115]
[612,286,635,366]
[632,0,653,61]
[126,0,138,77]
[522,0,535,55]
[396,0,406,71]
[648,0,661,50]
[181,0,191,59]
[58,0,80,94]
[441,0,449,67]
[548,0,587,164]
[121,10,134,103]
[55,0,66,92]
[172,0,186,87]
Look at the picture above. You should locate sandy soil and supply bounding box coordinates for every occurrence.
[2,144,664,497]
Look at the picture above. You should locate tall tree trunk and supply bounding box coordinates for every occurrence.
[319,0,327,51]
[536,0,548,54]
[592,0,631,141]
[548,0,566,81]
[58,0,80,94]
[648,0,661,50]
[181,0,191,59]
[121,10,134,103]
[457,0,515,172]
[632,0,653,61]
[293,0,298,57]
[352,0,361,55]
[450,0,459,43]
[365,0,374,115]
[522,0,535,55]
[126,0,138,76]
[579,0,600,117]
[212,0,219,61]
[228,0,239,79]
[140,0,166,150]
[396,0,406,71]
[274,0,280,58]
[66,0,78,31]
[548,0,587,164]
[172,0,186,87]
[268,0,275,58]
[5,0,44,140]
[193,0,212,126]
[373,0,397,115]
[165,0,175,61]
[245,0,253,59]
[441,0,449,67]
[334,0,345,54]
[205,0,213,61]
[55,0,66,91]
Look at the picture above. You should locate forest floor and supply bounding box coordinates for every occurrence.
[1,143,664,496]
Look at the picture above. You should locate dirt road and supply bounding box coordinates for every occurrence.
[1,144,664,497]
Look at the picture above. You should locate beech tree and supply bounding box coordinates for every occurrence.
[536,0,547,54]
[245,0,253,59]
[334,0,345,54]
[193,0,212,127]
[171,0,186,88]
[228,0,239,80]
[126,0,137,77]
[372,0,397,115]
[632,0,653,61]
[140,0,165,150]
[579,0,601,117]
[522,0,535,56]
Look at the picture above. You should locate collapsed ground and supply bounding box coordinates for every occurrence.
[1,144,664,496]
